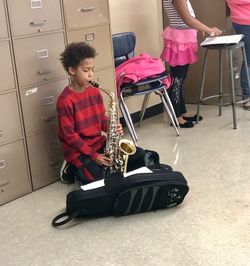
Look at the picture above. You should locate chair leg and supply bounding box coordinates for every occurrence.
[119,102,138,145]
[228,48,237,129]
[119,94,138,140]
[119,96,138,144]
[196,48,208,124]
[162,88,179,127]
[218,49,223,116]
[138,93,151,127]
[160,90,180,136]
[242,46,250,96]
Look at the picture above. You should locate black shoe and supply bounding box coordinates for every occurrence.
[60,160,75,184]
[179,121,194,128]
[170,120,194,128]
[183,114,203,122]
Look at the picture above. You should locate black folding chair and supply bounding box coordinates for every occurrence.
[112,32,179,144]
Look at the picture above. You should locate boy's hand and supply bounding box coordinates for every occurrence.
[95,154,112,167]
[115,123,123,136]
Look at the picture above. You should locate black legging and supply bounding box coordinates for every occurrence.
[76,146,146,183]
[168,64,190,117]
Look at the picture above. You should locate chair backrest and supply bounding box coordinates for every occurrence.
[112,32,136,67]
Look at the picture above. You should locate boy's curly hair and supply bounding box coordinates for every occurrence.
[60,42,96,73]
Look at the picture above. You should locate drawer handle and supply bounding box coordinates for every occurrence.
[0,131,4,137]
[30,19,47,26]
[0,180,10,191]
[49,159,63,168]
[0,160,6,170]
[78,7,95,12]
[43,115,57,122]
[37,70,52,76]
[50,140,61,151]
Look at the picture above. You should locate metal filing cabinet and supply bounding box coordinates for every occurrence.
[1,0,117,204]
[0,141,31,205]
[26,127,62,190]
[0,92,23,143]
[63,0,116,104]
[6,0,67,190]
[63,0,109,29]
[0,41,15,92]
[20,79,68,134]
[7,0,63,37]
[0,0,31,205]
[0,0,8,39]
[13,32,66,87]
[67,25,113,69]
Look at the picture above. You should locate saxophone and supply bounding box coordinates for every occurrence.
[89,81,136,174]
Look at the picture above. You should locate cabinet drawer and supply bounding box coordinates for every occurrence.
[94,68,116,109]
[63,0,109,29]
[27,128,63,190]
[14,32,66,87]
[0,140,31,205]
[7,0,63,37]
[20,79,68,134]
[0,41,15,91]
[67,25,113,69]
[0,91,22,145]
[0,0,8,39]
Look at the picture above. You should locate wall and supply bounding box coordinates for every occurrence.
[108,0,164,113]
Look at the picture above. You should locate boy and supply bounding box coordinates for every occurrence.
[57,42,145,184]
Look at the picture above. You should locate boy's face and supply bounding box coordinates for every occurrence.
[69,58,94,87]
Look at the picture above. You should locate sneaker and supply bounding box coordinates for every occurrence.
[243,101,250,111]
[60,160,75,184]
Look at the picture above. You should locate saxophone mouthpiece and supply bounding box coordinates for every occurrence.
[89,80,99,87]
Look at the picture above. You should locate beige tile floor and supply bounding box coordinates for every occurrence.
[0,104,250,266]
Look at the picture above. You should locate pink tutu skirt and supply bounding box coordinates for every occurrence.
[161,27,198,67]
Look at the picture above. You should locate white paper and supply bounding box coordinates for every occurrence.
[81,179,105,191]
[200,34,244,47]
[81,166,153,191]
[123,166,153,177]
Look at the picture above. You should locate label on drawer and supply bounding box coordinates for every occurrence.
[26,87,38,96]
[30,0,43,9]
[85,33,95,41]
[42,96,54,106]
[37,49,49,59]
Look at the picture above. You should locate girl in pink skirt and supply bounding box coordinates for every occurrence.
[161,0,222,128]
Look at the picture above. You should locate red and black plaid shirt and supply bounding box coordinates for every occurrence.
[56,85,108,167]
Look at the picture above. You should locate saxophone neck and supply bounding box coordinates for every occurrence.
[89,80,115,102]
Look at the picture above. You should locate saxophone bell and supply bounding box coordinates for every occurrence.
[118,139,136,174]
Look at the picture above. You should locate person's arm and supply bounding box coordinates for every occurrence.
[227,0,250,4]
[57,99,99,160]
[174,0,222,36]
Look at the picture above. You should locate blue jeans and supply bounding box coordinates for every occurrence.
[233,23,250,98]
